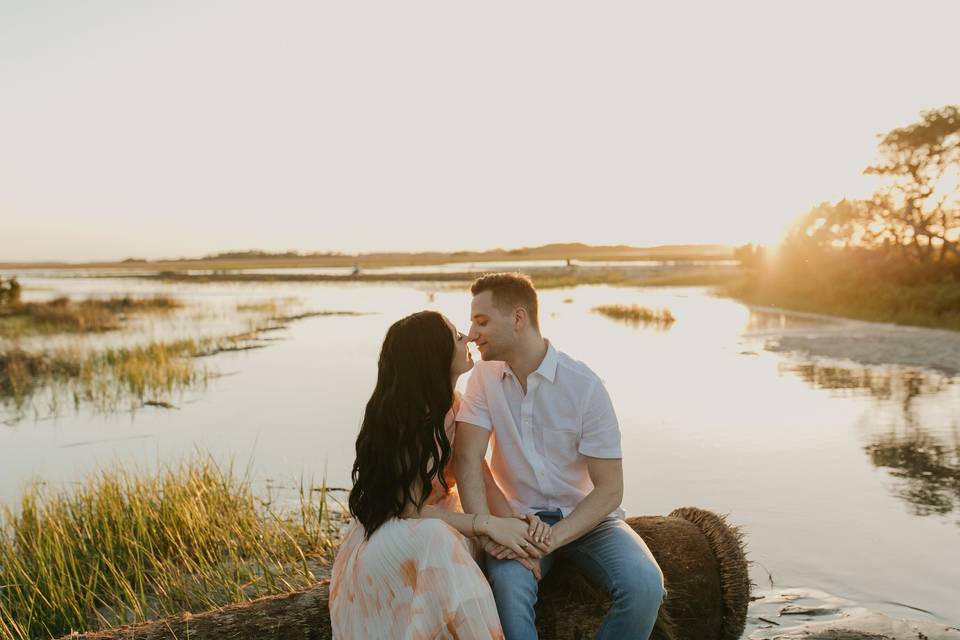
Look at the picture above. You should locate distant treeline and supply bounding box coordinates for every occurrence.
[731,105,960,330]
[194,243,734,263]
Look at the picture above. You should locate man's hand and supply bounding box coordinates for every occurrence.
[515,556,542,581]
[545,457,623,550]
[481,537,515,560]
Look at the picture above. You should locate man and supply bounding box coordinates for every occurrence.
[455,273,665,640]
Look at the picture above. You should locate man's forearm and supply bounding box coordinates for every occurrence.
[548,487,621,549]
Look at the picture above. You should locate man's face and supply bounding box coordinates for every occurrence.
[468,290,516,361]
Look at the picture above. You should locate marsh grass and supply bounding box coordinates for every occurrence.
[0,454,341,639]
[0,339,209,419]
[0,299,362,421]
[592,304,676,329]
[235,298,303,315]
[0,296,182,338]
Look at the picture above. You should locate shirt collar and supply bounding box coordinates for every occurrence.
[500,340,557,383]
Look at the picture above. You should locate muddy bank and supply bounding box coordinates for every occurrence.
[743,306,960,377]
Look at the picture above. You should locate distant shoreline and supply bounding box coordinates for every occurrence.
[79,263,743,290]
[0,242,734,271]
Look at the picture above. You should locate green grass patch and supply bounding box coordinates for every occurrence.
[0,455,340,639]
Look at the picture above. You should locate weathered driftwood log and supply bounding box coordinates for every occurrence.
[62,507,749,640]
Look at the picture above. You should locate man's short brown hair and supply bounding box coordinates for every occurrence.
[470,272,539,330]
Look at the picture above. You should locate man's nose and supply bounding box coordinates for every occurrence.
[467,328,480,342]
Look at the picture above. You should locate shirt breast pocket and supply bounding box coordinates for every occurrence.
[544,421,582,465]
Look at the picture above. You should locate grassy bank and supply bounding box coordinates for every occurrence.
[0,455,339,640]
[722,269,960,332]
[0,295,181,338]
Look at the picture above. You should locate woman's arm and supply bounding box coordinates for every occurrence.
[400,475,536,559]
[482,460,515,517]
[413,506,536,560]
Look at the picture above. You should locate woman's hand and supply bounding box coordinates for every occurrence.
[478,516,537,559]
[478,537,543,580]
[522,513,552,547]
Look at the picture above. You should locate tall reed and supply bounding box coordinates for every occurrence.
[0,455,340,639]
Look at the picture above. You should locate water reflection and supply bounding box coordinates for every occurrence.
[781,363,950,402]
[782,360,960,521]
[865,427,960,517]
[745,309,837,333]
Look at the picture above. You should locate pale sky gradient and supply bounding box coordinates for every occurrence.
[2,0,958,262]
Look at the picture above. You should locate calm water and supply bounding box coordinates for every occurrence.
[1,274,958,629]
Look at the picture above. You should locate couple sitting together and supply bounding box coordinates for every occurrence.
[330,273,666,640]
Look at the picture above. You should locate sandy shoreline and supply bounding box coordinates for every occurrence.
[743,305,960,377]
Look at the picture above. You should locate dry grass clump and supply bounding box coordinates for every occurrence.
[0,454,340,639]
[0,295,182,337]
[591,304,676,329]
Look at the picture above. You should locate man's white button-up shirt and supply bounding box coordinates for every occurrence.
[456,340,624,519]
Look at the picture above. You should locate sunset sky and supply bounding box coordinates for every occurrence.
[2,0,958,262]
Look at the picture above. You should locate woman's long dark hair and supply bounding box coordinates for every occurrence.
[348,310,455,538]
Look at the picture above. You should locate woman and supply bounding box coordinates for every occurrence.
[330,311,547,639]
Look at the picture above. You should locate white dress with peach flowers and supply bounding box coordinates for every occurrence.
[329,395,503,639]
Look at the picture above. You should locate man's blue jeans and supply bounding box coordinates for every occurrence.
[486,510,666,640]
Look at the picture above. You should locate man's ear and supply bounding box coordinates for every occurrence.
[514,307,527,330]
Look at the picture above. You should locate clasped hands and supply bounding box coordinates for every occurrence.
[475,513,552,580]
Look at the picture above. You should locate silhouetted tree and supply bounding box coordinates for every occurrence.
[865,104,960,262]
[787,106,959,264]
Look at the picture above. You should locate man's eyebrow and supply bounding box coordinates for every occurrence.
[471,313,488,321]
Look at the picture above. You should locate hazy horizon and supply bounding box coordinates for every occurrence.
[3,0,959,262]
[0,240,739,266]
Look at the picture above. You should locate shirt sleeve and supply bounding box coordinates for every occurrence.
[578,378,622,458]
[455,367,492,431]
